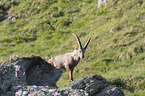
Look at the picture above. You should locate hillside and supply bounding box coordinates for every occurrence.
[0,0,145,95]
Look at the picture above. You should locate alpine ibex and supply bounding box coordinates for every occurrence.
[48,34,91,81]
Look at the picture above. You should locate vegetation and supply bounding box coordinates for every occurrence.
[0,0,145,95]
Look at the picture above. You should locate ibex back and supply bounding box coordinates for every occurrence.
[48,34,91,81]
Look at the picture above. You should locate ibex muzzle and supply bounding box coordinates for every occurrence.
[48,34,91,81]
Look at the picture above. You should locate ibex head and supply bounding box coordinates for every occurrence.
[73,33,91,59]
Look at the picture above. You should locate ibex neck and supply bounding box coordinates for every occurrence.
[71,50,81,61]
[74,55,80,61]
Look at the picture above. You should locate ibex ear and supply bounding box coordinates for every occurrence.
[83,36,91,50]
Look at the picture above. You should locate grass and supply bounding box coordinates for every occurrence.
[0,0,145,95]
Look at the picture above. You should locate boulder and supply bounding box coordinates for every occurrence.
[0,56,124,96]
[0,56,62,96]
[13,75,124,96]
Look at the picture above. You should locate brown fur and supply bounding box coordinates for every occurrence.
[48,34,91,81]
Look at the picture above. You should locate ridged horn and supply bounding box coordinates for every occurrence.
[83,36,91,50]
[72,33,82,49]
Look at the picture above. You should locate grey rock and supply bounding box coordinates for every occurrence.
[13,74,124,96]
[0,56,62,96]
[0,56,124,96]
[57,75,108,95]
[95,85,124,96]
[1,11,17,22]
[56,75,124,96]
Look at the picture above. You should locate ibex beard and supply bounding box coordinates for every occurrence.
[48,34,91,81]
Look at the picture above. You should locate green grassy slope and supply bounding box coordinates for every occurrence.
[0,0,145,95]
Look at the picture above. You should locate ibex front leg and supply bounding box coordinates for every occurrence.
[69,69,74,81]
[66,64,74,81]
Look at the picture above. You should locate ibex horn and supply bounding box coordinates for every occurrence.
[83,36,91,49]
[72,33,82,49]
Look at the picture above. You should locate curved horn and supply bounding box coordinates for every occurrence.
[72,33,82,49]
[83,36,91,50]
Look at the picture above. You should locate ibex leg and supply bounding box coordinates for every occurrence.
[69,69,74,81]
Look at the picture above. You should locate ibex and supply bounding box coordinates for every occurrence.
[48,34,91,81]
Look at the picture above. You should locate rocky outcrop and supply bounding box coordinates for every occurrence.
[13,75,124,96]
[0,11,17,22]
[0,56,124,96]
[2,12,17,22]
[0,0,19,22]
[0,56,62,96]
